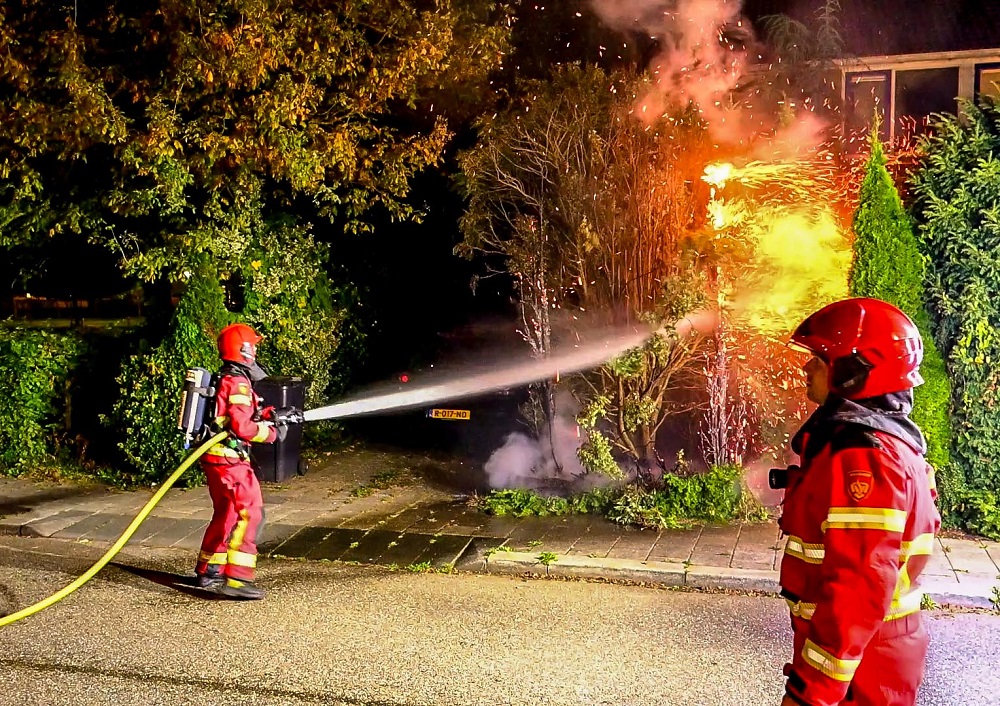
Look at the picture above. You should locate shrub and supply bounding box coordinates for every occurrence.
[0,327,86,474]
[479,465,747,529]
[910,99,1000,537]
[948,488,1000,541]
[106,266,231,487]
[239,221,362,408]
[607,465,744,528]
[481,489,574,517]
[238,221,366,446]
[848,128,954,507]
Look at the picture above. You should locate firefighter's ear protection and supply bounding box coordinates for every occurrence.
[830,353,873,395]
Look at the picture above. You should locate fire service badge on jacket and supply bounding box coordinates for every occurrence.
[847,469,875,502]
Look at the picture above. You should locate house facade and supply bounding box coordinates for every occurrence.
[744,0,1000,143]
[841,48,1000,143]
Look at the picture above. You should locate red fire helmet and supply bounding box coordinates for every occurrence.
[789,297,924,399]
[217,323,262,365]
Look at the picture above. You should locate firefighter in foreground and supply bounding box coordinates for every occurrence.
[194,323,300,600]
[776,298,940,706]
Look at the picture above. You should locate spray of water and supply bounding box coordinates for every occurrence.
[303,312,715,422]
[304,329,647,422]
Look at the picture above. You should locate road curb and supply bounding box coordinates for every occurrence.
[685,565,780,593]
[482,551,780,592]
[926,590,996,611]
[481,552,998,611]
[923,577,999,611]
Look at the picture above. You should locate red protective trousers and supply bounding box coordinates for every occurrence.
[195,459,263,581]
[789,612,929,705]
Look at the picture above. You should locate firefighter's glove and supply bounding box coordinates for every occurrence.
[273,406,304,425]
[260,406,277,421]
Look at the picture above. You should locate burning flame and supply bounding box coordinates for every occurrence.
[703,162,734,189]
[736,206,850,332]
[704,161,850,333]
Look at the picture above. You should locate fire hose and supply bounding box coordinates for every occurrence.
[0,431,228,629]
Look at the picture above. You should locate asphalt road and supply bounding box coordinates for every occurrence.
[0,536,997,706]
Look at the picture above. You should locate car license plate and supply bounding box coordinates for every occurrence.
[427,409,471,421]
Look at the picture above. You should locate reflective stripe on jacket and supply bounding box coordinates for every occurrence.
[779,426,940,706]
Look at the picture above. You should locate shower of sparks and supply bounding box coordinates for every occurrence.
[703,160,839,201]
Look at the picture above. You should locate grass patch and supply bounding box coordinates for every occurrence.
[478,466,765,529]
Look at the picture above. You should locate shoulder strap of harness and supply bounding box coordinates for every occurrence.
[803,422,882,463]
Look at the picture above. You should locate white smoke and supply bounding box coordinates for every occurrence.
[590,0,749,141]
[484,396,600,490]
[481,314,718,490]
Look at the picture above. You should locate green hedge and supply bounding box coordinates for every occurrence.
[910,99,1000,539]
[106,266,231,487]
[0,328,86,474]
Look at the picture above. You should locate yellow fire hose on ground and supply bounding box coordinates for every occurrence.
[0,431,228,629]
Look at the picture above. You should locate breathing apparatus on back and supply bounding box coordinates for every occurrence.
[177,367,220,449]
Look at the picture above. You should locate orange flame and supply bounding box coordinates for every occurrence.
[703,162,733,188]
[703,161,850,334]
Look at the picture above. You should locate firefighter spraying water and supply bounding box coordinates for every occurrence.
[1,315,696,623]
[188,323,304,600]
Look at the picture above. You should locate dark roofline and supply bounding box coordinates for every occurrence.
[741,0,1000,58]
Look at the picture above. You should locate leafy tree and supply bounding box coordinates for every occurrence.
[0,0,510,278]
[849,127,953,501]
[910,98,1000,538]
[0,0,510,479]
[743,0,844,131]
[237,219,359,407]
[760,0,844,65]
[109,262,231,487]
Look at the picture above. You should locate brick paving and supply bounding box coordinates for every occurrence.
[1,447,998,608]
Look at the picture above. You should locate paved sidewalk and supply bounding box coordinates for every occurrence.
[1,447,998,609]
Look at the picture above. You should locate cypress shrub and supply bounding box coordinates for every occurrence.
[849,129,954,510]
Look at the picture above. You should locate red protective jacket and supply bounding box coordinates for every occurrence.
[202,369,276,462]
[779,417,939,706]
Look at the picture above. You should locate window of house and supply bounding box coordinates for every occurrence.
[976,63,1000,101]
[895,67,959,138]
[845,71,890,146]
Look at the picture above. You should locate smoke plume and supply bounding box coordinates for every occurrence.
[589,0,836,156]
[484,393,606,491]
[590,0,749,141]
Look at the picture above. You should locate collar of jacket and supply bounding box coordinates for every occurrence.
[220,361,268,382]
[791,390,927,459]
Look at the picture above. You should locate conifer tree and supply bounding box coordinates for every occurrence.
[849,124,954,496]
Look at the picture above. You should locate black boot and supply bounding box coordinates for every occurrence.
[196,574,224,591]
[220,578,265,600]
